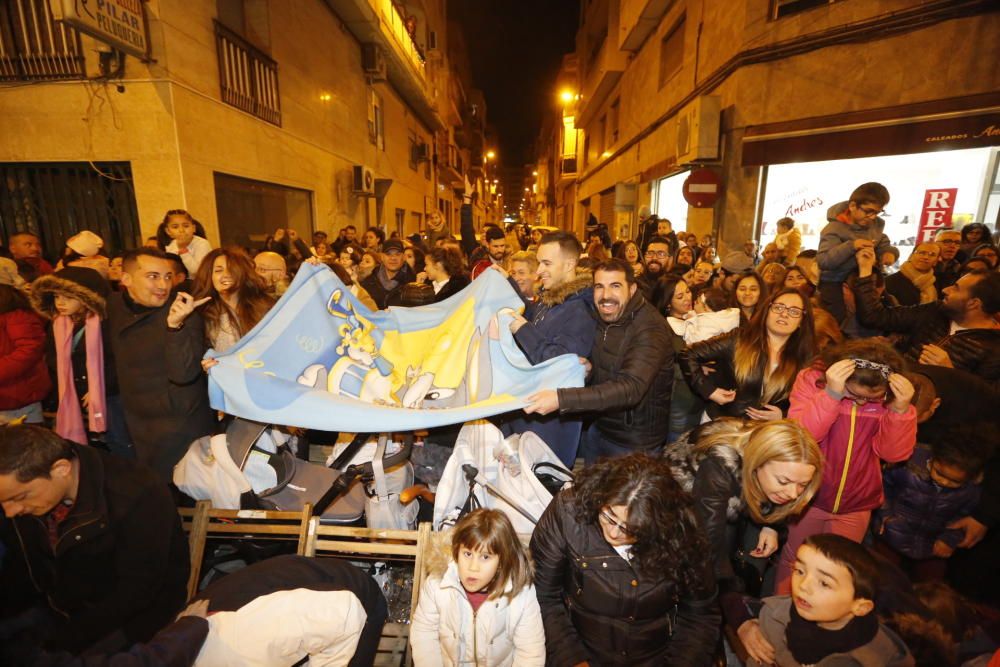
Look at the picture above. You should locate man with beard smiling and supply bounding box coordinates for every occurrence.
[524,258,673,463]
[854,246,1000,386]
[637,236,672,299]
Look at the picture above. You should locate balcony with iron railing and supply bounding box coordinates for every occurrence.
[214,20,281,126]
[437,140,464,188]
[322,0,442,131]
[0,0,85,81]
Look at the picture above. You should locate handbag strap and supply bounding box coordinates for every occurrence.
[371,435,390,501]
[533,461,574,480]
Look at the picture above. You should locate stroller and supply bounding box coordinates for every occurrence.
[432,421,573,535]
[174,418,413,526]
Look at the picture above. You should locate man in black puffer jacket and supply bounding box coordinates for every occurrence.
[853,248,1000,387]
[524,258,673,462]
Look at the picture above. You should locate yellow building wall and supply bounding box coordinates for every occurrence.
[0,0,441,246]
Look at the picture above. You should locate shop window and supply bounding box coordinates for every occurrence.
[658,17,684,90]
[0,0,85,81]
[0,162,141,261]
[652,171,690,232]
[771,0,842,19]
[214,172,313,248]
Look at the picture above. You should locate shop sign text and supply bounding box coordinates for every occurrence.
[57,0,148,59]
[916,188,957,243]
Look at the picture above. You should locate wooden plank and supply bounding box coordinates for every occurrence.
[312,525,421,541]
[186,501,210,601]
[312,539,419,558]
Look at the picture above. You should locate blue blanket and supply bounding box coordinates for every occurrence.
[206,263,585,431]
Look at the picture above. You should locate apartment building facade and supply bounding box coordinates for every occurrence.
[0,0,492,257]
[535,0,1000,253]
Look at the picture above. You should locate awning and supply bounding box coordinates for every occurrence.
[741,92,1000,166]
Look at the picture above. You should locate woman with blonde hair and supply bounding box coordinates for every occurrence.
[665,419,822,592]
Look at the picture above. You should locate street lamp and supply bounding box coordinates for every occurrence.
[486,150,496,160]
[559,90,575,104]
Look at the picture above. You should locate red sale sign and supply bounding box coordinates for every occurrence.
[916,188,957,243]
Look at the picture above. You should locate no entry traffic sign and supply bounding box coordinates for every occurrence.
[683,168,722,208]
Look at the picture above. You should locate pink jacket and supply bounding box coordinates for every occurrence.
[788,368,916,515]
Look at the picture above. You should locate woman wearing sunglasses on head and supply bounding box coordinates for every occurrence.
[678,288,816,422]
[530,453,720,667]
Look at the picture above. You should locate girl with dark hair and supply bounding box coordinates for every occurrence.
[971,243,998,270]
[358,251,379,282]
[530,453,720,666]
[653,276,704,442]
[159,209,213,275]
[422,247,470,303]
[190,247,275,352]
[30,268,131,455]
[783,264,816,298]
[405,245,426,275]
[411,509,543,666]
[959,222,990,260]
[0,284,50,424]
[338,243,364,282]
[679,287,816,421]
[615,239,643,278]
[776,338,917,594]
[732,271,768,322]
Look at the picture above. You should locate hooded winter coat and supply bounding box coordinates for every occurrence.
[788,368,916,515]
[31,269,120,401]
[874,444,981,560]
[502,270,596,464]
[817,202,894,282]
[410,557,545,667]
[749,596,914,667]
[529,490,720,667]
[556,289,673,449]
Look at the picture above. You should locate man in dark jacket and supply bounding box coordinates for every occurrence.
[360,238,415,309]
[854,247,1000,386]
[107,248,215,479]
[0,424,189,655]
[502,231,595,465]
[525,258,673,463]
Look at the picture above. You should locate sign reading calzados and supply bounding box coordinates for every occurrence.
[54,0,148,59]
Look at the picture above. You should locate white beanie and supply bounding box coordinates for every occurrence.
[66,230,104,257]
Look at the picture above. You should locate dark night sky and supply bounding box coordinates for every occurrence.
[450,0,581,167]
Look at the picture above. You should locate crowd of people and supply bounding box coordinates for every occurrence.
[1,179,999,666]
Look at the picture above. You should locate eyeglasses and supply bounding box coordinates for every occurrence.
[937,239,960,245]
[844,387,887,405]
[769,303,804,318]
[913,250,938,258]
[859,206,886,218]
[645,250,669,258]
[598,508,633,537]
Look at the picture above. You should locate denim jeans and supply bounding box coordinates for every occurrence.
[580,424,663,465]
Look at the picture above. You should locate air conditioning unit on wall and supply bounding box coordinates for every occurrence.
[362,43,387,81]
[352,165,375,196]
[676,95,721,165]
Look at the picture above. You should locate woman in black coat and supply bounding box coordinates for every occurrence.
[530,453,720,667]
[422,246,470,303]
[678,288,815,421]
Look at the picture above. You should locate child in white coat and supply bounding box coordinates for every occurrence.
[411,509,545,667]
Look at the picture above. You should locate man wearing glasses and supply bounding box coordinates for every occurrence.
[817,182,896,323]
[933,229,964,293]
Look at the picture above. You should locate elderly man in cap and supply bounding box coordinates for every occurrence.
[361,238,416,309]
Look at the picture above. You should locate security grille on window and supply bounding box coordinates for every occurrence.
[0,0,85,81]
[772,0,842,19]
[214,20,281,125]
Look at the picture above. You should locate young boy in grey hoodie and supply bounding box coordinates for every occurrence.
[817,182,895,323]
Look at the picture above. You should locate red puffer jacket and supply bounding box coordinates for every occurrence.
[0,308,51,410]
